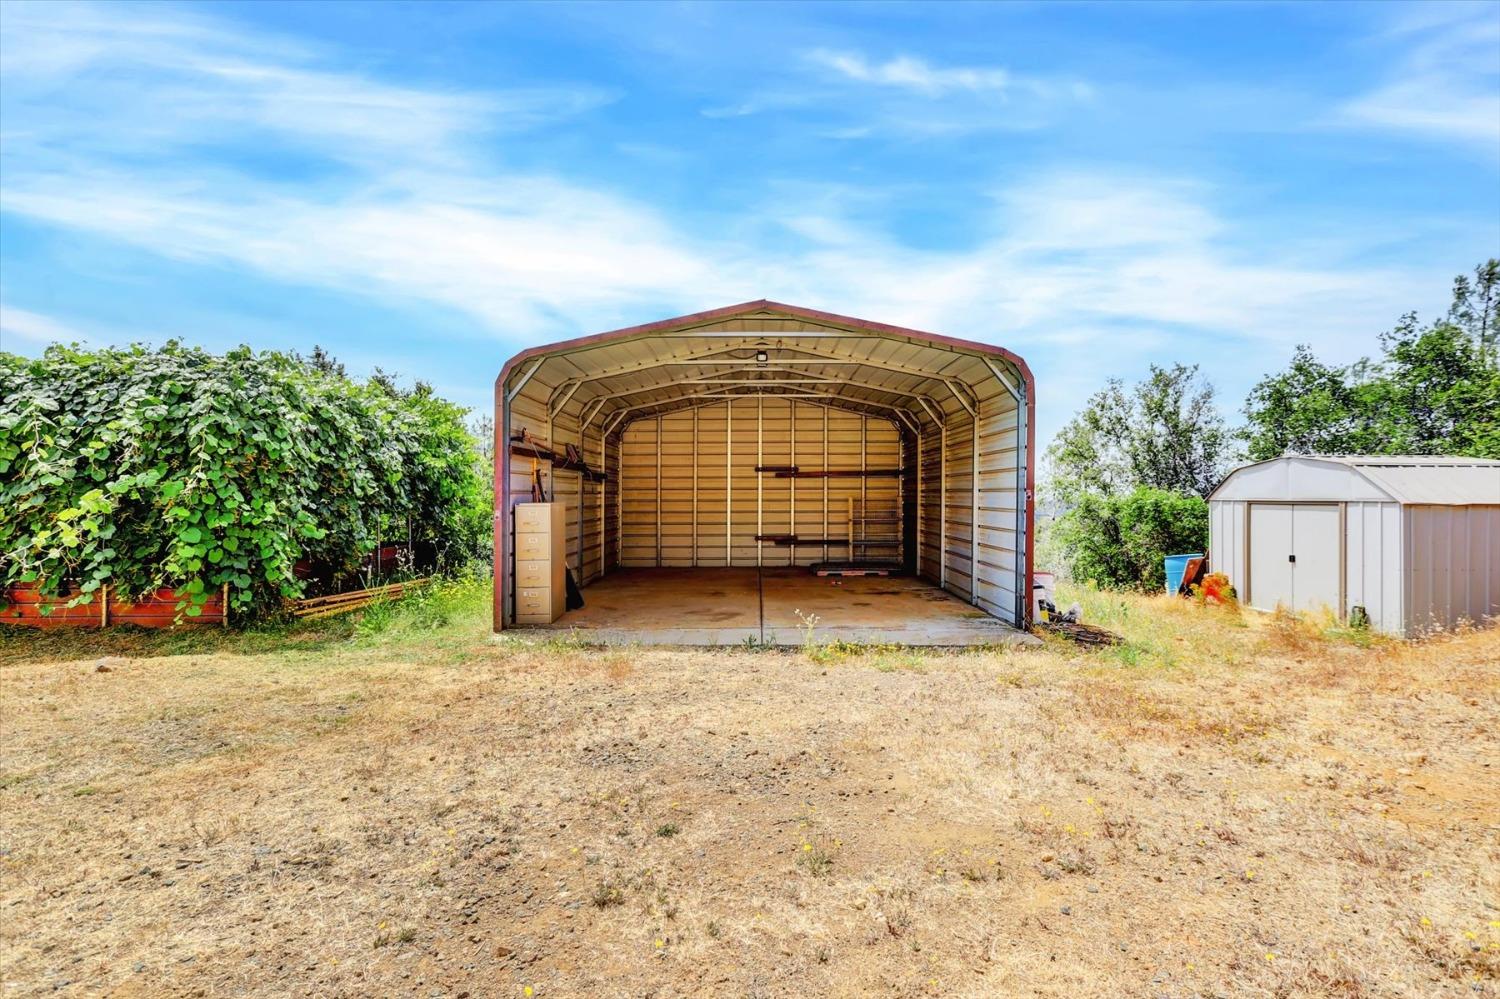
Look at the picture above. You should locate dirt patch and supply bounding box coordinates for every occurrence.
[2,591,1497,997]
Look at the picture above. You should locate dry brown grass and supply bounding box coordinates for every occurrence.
[1,581,1497,998]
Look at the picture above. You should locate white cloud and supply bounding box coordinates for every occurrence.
[806,49,1089,101]
[698,49,1089,134]
[0,304,94,346]
[809,50,1008,95]
[0,3,1460,441]
[0,0,610,169]
[1340,6,1500,153]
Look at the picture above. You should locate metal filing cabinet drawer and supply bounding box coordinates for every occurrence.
[515,502,566,536]
[516,586,554,621]
[515,559,552,588]
[515,532,551,560]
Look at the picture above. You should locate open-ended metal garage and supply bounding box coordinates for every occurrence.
[492,301,1035,645]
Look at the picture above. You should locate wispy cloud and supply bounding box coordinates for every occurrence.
[0,3,1462,437]
[699,48,1089,134]
[1340,5,1500,154]
[809,49,1011,95]
[0,2,688,332]
[0,0,610,170]
[0,303,95,346]
[806,49,1089,101]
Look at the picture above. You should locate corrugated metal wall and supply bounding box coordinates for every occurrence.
[917,420,945,586]
[1404,505,1500,634]
[506,370,607,587]
[1344,501,1402,634]
[938,409,974,602]
[1208,500,1246,599]
[617,400,901,568]
[913,389,1023,621]
[973,383,1023,620]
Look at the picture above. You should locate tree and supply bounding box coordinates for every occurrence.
[1241,347,1383,459]
[1044,365,1228,588]
[1448,259,1499,365]
[1380,317,1500,457]
[306,344,346,377]
[1242,260,1500,460]
[1052,487,1209,591]
[471,414,495,465]
[1047,362,1232,504]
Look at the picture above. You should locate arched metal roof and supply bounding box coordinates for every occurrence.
[495,300,1033,438]
[1210,455,1500,506]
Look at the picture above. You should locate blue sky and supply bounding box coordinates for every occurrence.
[1,0,1497,445]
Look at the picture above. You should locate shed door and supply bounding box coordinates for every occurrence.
[1248,503,1341,614]
[1249,504,1293,612]
[1290,504,1340,614]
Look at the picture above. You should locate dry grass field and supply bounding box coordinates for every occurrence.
[2,580,1497,998]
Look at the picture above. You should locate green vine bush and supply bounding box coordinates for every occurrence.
[0,343,490,621]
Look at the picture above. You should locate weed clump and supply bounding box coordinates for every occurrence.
[591,881,626,908]
[796,839,836,878]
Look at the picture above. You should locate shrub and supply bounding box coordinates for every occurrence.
[0,343,489,620]
[1053,486,1208,590]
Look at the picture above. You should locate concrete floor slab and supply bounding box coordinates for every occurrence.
[513,567,1036,647]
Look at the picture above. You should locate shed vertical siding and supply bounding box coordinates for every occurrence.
[619,416,658,566]
[579,423,603,585]
[863,413,902,568]
[1209,499,1247,599]
[659,412,695,566]
[728,398,760,564]
[759,399,792,566]
[1405,505,1500,634]
[1343,501,1402,634]
[602,431,620,575]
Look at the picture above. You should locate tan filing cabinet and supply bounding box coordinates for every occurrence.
[513,501,567,624]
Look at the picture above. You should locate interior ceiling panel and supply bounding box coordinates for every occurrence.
[507,301,1029,441]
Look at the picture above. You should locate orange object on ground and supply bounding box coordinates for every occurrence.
[2,582,227,629]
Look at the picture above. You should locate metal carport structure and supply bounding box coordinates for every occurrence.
[492,300,1035,640]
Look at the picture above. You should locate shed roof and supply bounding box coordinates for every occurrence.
[1211,455,1500,506]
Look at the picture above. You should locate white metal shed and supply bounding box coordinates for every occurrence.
[1208,456,1500,635]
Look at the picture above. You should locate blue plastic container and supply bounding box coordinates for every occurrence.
[1163,553,1202,595]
